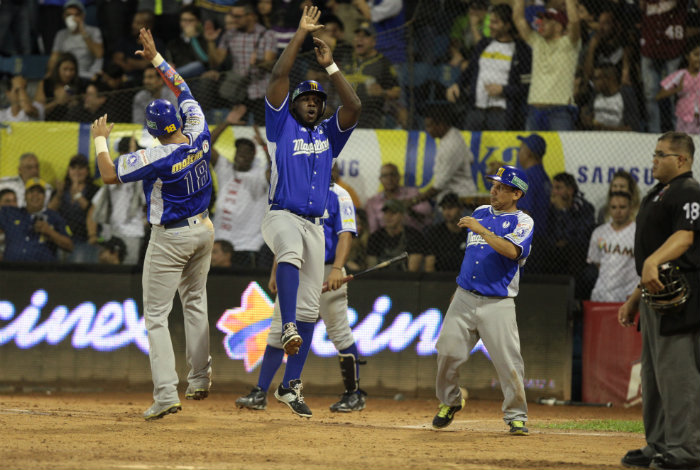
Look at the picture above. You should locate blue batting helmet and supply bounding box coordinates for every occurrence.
[487,165,529,194]
[292,80,327,115]
[145,99,181,137]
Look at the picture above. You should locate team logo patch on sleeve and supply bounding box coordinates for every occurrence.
[203,140,209,153]
[127,154,138,167]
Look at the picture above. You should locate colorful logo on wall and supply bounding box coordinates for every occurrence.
[216,282,491,372]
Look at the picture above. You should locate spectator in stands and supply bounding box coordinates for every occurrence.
[47,0,104,81]
[424,193,467,273]
[65,82,113,123]
[0,0,32,56]
[132,66,177,126]
[580,64,642,132]
[586,191,639,302]
[204,0,277,124]
[513,0,581,131]
[211,239,236,269]
[582,8,632,87]
[353,0,407,64]
[34,52,89,122]
[87,137,146,265]
[48,154,100,263]
[346,207,369,273]
[112,9,165,83]
[639,0,689,133]
[596,169,640,225]
[0,76,44,122]
[539,172,595,279]
[165,5,211,78]
[342,21,401,128]
[97,236,127,265]
[367,199,427,272]
[447,3,532,131]
[331,164,362,208]
[448,0,491,69]
[0,188,18,261]
[0,178,73,263]
[411,104,477,206]
[320,14,354,65]
[209,106,269,268]
[657,38,700,136]
[95,63,136,124]
[516,134,551,236]
[365,163,433,233]
[0,153,54,209]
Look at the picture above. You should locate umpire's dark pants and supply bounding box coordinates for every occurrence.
[640,302,700,465]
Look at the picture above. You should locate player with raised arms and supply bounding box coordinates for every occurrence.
[91,28,215,421]
[260,5,361,414]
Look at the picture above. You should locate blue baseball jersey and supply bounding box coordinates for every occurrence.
[0,207,71,262]
[115,61,212,225]
[265,94,356,217]
[456,205,534,297]
[324,183,358,264]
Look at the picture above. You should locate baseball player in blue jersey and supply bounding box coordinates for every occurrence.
[237,182,366,417]
[91,28,215,421]
[433,165,533,435]
[260,5,361,411]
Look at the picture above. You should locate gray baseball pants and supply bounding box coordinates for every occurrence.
[436,287,528,424]
[639,301,700,464]
[143,215,214,405]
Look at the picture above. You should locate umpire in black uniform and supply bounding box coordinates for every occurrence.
[619,131,700,470]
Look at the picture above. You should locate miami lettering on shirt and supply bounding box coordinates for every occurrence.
[171,149,204,173]
[597,240,634,257]
[292,138,330,156]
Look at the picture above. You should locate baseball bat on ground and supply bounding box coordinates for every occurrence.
[321,251,408,293]
[536,397,613,407]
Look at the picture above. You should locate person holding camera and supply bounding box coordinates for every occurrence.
[0,178,73,263]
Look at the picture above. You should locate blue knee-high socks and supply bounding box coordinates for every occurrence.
[283,321,315,387]
[256,345,285,392]
[276,262,299,326]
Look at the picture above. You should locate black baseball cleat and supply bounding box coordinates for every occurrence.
[621,449,655,468]
[274,379,312,418]
[432,397,465,429]
[281,322,302,355]
[330,389,367,412]
[143,402,182,421]
[236,386,267,410]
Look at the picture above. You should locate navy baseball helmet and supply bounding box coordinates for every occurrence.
[145,99,181,137]
[292,80,327,115]
[487,165,529,194]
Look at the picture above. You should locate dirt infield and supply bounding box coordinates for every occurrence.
[0,391,642,470]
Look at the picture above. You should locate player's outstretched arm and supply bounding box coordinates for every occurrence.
[267,5,323,108]
[135,27,192,99]
[92,114,118,184]
[313,37,361,129]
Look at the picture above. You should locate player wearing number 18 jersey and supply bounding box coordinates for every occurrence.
[92,28,215,421]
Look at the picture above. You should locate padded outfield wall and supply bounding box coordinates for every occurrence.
[0,266,574,400]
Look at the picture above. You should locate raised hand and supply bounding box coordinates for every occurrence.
[313,37,333,67]
[203,20,221,42]
[225,104,248,125]
[135,28,157,62]
[91,114,114,139]
[299,5,323,33]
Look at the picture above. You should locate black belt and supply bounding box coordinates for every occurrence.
[468,289,507,300]
[163,210,209,229]
[270,206,323,225]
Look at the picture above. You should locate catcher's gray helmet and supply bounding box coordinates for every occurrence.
[641,262,690,314]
